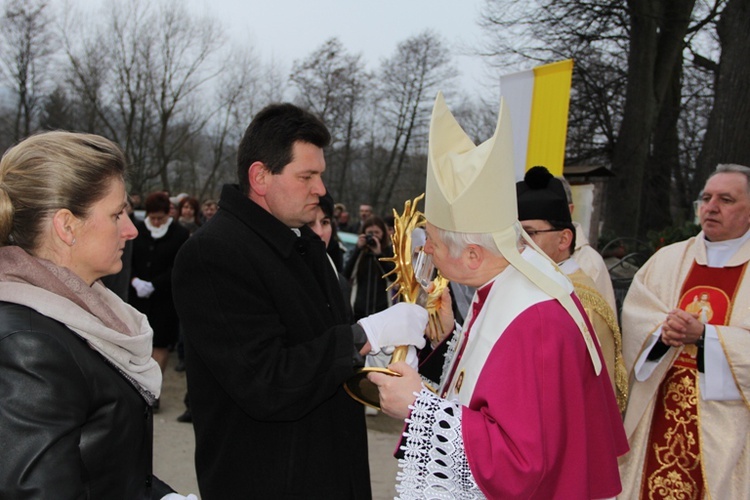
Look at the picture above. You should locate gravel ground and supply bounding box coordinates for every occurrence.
[153,352,403,499]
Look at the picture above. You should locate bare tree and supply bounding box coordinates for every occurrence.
[0,0,55,142]
[694,0,750,184]
[196,45,264,201]
[61,24,110,134]
[62,0,223,195]
[671,63,714,221]
[62,0,156,192]
[290,38,370,201]
[257,57,288,105]
[450,95,499,145]
[477,0,729,238]
[605,0,698,237]
[146,0,224,192]
[370,30,457,212]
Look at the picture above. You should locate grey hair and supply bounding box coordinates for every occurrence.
[709,164,750,195]
[435,223,523,259]
[556,175,573,205]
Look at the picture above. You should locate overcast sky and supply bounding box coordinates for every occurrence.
[183,0,496,97]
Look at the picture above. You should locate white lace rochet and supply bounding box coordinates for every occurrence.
[395,388,486,499]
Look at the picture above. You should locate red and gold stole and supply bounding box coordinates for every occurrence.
[640,262,746,499]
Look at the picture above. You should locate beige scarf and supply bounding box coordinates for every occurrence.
[0,246,161,400]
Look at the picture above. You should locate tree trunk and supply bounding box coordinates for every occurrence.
[605,0,696,237]
[639,59,682,235]
[695,0,750,188]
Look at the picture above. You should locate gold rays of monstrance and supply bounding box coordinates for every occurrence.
[344,194,449,410]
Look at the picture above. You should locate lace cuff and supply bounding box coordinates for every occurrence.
[395,388,485,499]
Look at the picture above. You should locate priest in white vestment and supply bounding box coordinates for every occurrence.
[619,163,750,499]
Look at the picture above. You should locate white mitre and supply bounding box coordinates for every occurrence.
[424,92,602,374]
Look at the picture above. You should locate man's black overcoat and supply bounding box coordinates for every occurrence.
[172,184,371,499]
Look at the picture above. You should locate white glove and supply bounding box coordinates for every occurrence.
[132,277,155,298]
[366,345,419,370]
[357,303,428,354]
[404,345,419,370]
[160,494,198,500]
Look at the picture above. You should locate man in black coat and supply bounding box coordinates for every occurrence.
[172,103,427,499]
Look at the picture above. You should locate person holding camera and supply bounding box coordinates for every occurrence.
[344,215,396,321]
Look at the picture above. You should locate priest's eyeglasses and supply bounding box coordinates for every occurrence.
[525,228,563,237]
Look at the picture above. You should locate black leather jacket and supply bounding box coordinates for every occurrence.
[0,301,172,499]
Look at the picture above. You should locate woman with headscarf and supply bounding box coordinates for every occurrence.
[0,131,192,498]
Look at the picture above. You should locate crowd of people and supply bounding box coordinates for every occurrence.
[0,94,748,499]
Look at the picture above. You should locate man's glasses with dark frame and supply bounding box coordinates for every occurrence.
[524,228,563,237]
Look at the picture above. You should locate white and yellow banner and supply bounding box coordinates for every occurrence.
[499,59,573,180]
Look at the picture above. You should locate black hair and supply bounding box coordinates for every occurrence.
[236,103,331,195]
[318,191,334,219]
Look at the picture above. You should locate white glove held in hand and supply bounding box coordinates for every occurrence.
[366,345,419,370]
[404,345,419,370]
[357,302,428,354]
[132,277,155,298]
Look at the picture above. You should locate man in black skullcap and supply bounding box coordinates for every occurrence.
[517,166,627,411]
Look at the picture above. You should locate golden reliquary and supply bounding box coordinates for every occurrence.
[344,194,448,410]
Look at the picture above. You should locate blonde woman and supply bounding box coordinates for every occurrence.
[0,132,192,499]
